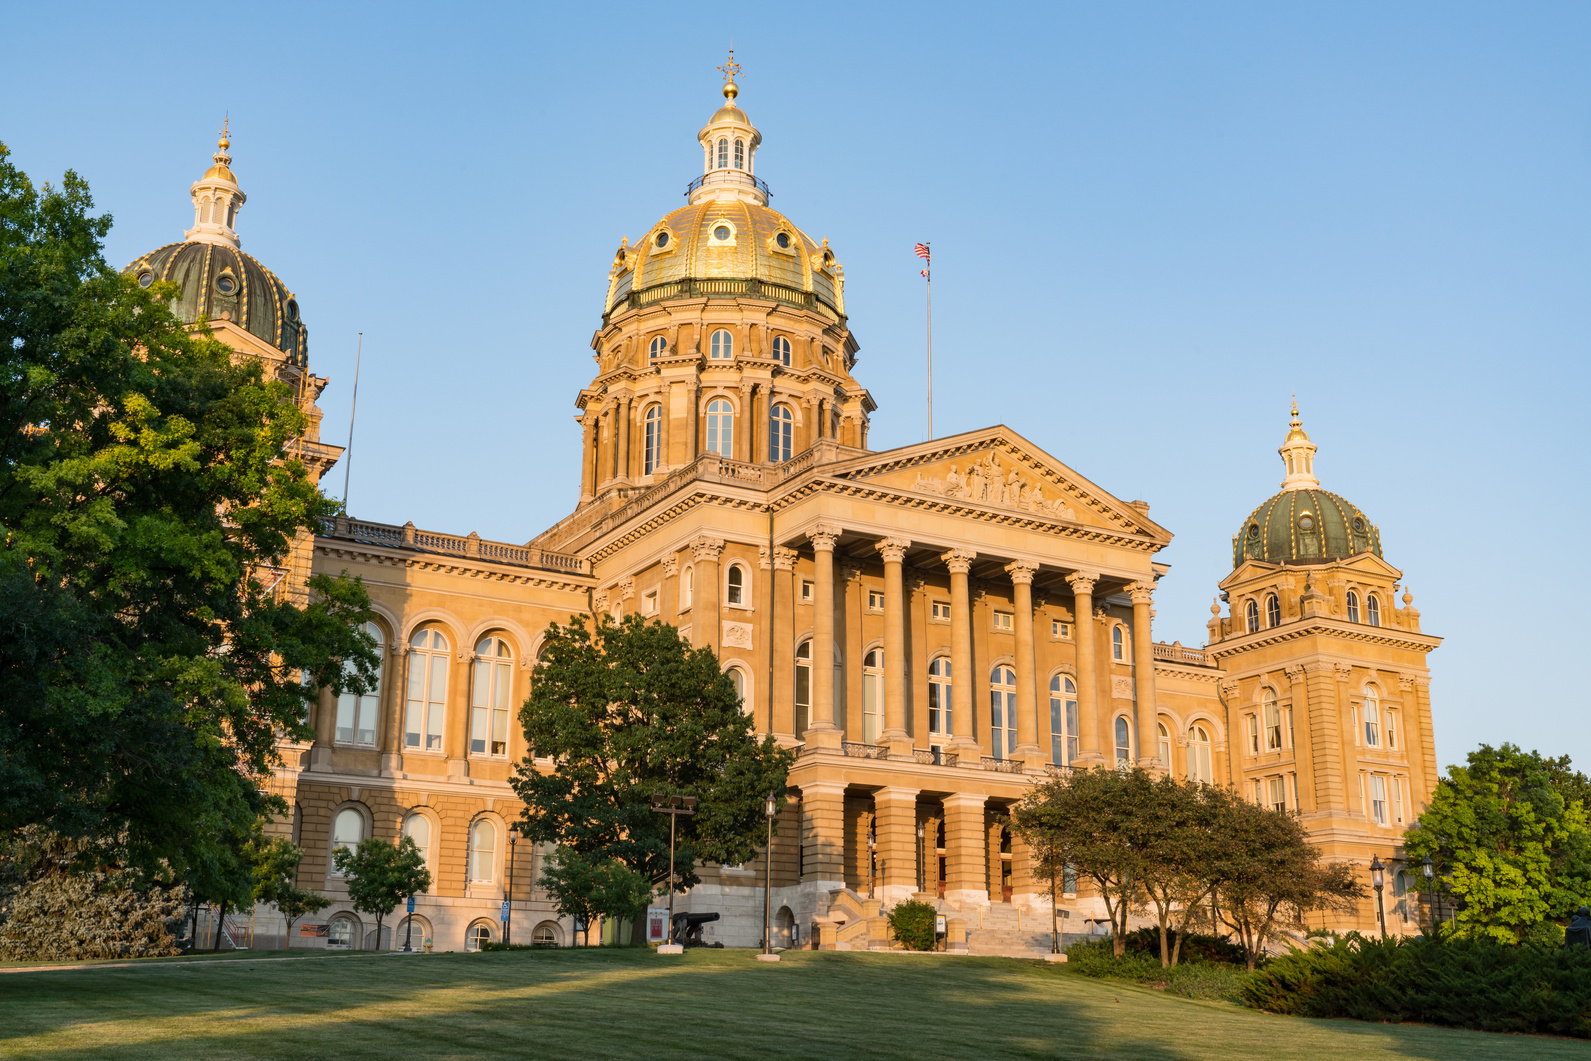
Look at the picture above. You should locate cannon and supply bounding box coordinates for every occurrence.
[670,911,722,948]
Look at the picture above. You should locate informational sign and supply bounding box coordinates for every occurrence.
[646,907,670,944]
[935,915,947,935]
[299,923,329,937]
[407,896,416,914]
[500,901,511,922]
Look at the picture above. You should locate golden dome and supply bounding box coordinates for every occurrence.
[202,120,236,183]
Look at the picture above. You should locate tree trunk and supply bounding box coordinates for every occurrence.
[284,915,296,950]
[374,915,384,952]
[1158,915,1170,968]
[212,900,228,951]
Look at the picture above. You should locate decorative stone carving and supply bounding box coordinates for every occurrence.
[758,544,772,570]
[772,546,798,571]
[1334,663,1354,681]
[1111,676,1136,700]
[912,451,1077,520]
[661,556,678,578]
[1220,679,1241,699]
[593,590,609,612]
[839,561,863,582]
[1004,559,1039,585]
[808,523,842,552]
[1065,570,1099,595]
[618,577,635,600]
[722,621,753,650]
[1126,581,1154,606]
[941,548,976,574]
[690,535,725,563]
[876,537,911,564]
[1397,674,1417,692]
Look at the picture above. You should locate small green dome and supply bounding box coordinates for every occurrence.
[123,241,306,365]
[1234,488,1381,567]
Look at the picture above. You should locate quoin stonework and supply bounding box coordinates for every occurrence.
[125,74,1440,953]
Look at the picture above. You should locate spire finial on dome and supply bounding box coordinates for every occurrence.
[217,115,231,157]
[718,48,742,100]
[1278,398,1320,491]
[186,120,246,248]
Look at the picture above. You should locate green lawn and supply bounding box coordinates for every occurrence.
[0,947,1580,1060]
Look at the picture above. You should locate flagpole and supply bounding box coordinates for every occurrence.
[924,246,933,441]
[341,332,362,511]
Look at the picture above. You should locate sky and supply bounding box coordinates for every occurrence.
[5,2,1587,771]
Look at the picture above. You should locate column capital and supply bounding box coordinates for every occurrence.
[593,590,610,612]
[690,535,725,563]
[1004,559,1040,585]
[771,546,799,571]
[941,548,977,574]
[661,555,679,577]
[618,576,635,600]
[808,523,843,552]
[1332,662,1354,682]
[1219,678,1241,699]
[1126,581,1155,606]
[876,536,912,564]
[1065,570,1100,595]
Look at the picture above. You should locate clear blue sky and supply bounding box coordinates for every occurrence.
[7,2,1587,772]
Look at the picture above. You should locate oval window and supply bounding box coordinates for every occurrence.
[216,275,236,294]
[1298,514,1314,531]
[286,299,299,321]
[714,225,731,241]
[1353,517,1365,532]
[1247,523,1260,539]
[656,231,669,248]
[776,232,790,249]
[137,271,154,288]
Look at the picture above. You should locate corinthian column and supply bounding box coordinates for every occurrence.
[1067,570,1103,764]
[616,398,632,481]
[943,549,980,761]
[579,413,596,501]
[1128,581,1159,769]
[877,537,912,754]
[1007,560,1043,767]
[805,524,843,750]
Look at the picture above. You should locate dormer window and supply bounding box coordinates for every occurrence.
[656,231,670,248]
[734,138,745,168]
[717,138,728,168]
[714,225,732,241]
[776,232,790,250]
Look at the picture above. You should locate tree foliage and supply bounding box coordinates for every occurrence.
[332,836,431,950]
[537,846,655,946]
[886,899,939,952]
[251,837,330,948]
[0,143,379,878]
[512,614,793,914]
[1404,744,1591,944]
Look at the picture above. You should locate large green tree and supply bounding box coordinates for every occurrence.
[333,836,431,950]
[0,144,378,879]
[1405,744,1591,944]
[511,614,792,939]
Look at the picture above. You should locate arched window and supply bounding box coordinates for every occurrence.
[1245,599,1260,634]
[469,820,496,883]
[1157,722,1172,767]
[794,641,812,734]
[466,922,492,951]
[330,808,365,875]
[1186,725,1212,783]
[1263,689,1282,750]
[772,335,791,366]
[862,649,882,744]
[643,405,662,475]
[769,404,794,463]
[706,399,733,458]
[471,636,513,758]
[1363,685,1381,747]
[1049,675,1078,766]
[928,657,952,736]
[1114,716,1132,766]
[328,914,358,949]
[1346,590,1360,623]
[403,814,432,882]
[726,666,747,711]
[989,666,1017,760]
[405,629,450,752]
[734,138,745,168]
[1366,594,1381,627]
[649,335,666,361]
[709,329,733,359]
[531,921,561,947]
[681,565,693,609]
[335,621,384,747]
[726,563,746,605]
[1111,625,1125,661]
[716,138,728,168]
[1266,594,1281,628]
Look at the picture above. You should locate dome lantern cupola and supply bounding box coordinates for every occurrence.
[184,119,247,248]
[1278,396,1319,491]
[689,51,767,207]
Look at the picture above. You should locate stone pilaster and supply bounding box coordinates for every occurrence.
[1066,571,1103,764]
[874,786,920,904]
[800,782,846,885]
[1128,582,1159,769]
[690,536,724,653]
[942,793,988,909]
[771,547,797,738]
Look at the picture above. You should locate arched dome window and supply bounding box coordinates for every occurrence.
[989,666,1017,760]
[649,336,666,361]
[734,138,745,168]
[1245,599,1260,634]
[772,335,791,366]
[705,399,734,458]
[716,138,728,168]
[710,329,733,360]
[1346,590,1360,623]
[928,657,952,736]
[1266,594,1281,628]
[1366,594,1381,627]
[643,405,662,475]
[1049,675,1078,766]
[471,636,513,758]
[1186,725,1212,783]
[862,650,882,744]
[769,404,793,463]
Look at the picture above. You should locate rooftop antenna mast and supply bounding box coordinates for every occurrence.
[342,332,362,511]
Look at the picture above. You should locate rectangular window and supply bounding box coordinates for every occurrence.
[1283,707,1295,749]
[867,589,884,611]
[1264,702,1282,751]
[1250,779,1263,805]
[1371,774,1388,825]
[1393,775,1405,824]
[1385,710,1397,749]
[471,656,511,757]
[800,580,814,603]
[1051,620,1071,639]
[1246,714,1260,756]
[929,679,949,735]
[862,671,879,745]
[931,601,951,623]
[793,661,810,735]
[642,590,658,616]
[992,611,1013,631]
[1268,776,1287,813]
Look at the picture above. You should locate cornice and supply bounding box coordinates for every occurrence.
[1207,617,1441,658]
[314,542,593,593]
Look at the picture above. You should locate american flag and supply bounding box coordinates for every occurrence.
[915,241,930,278]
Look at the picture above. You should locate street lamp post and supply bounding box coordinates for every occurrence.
[505,826,519,947]
[1370,855,1387,939]
[763,792,776,956]
[650,794,696,947]
[1422,855,1435,933]
[916,824,924,893]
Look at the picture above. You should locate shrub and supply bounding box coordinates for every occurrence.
[1116,927,1249,966]
[1063,937,1162,980]
[0,868,187,961]
[1164,962,1251,1001]
[1243,933,1591,1038]
[887,899,938,951]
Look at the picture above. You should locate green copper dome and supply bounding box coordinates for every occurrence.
[1234,487,1381,567]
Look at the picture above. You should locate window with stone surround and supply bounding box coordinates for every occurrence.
[1346,589,1361,623]
[772,335,791,366]
[1363,684,1381,747]
[928,657,952,736]
[335,621,383,748]
[989,665,1017,759]
[649,335,666,361]
[405,629,449,753]
[866,589,884,612]
[992,611,1013,632]
[1114,715,1132,765]
[643,404,662,474]
[1262,689,1282,751]
[726,563,747,606]
[1051,619,1071,640]
[1049,674,1078,766]
[1158,722,1172,767]
[471,636,513,758]
[469,820,496,883]
[1187,724,1212,782]
[734,138,745,168]
[1266,593,1281,628]
[794,641,812,734]
[769,404,794,462]
[330,807,366,876]
[716,138,728,168]
[706,398,734,457]
[709,329,734,360]
[1269,776,1287,813]
[862,650,882,744]
[1366,594,1381,626]
[1245,599,1260,634]
[1111,624,1126,661]
[930,600,950,623]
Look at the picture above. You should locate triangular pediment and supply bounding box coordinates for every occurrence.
[829,426,1171,543]
[1221,551,1403,591]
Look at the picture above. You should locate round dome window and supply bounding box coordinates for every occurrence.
[137,271,154,288]
[216,275,236,295]
[286,299,299,321]
[656,231,669,248]
[713,225,731,241]
[776,232,790,249]
[1247,523,1260,539]
[1352,517,1365,532]
[1298,514,1315,531]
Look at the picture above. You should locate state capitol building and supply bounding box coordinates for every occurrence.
[124,70,1441,953]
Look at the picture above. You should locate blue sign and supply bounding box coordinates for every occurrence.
[407,896,416,914]
[500,901,510,922]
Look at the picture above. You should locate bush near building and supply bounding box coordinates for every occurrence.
[886,899,938,951]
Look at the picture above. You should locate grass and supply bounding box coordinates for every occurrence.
[0,947,1583,1060]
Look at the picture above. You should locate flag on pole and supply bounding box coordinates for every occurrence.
[915,242,931,279]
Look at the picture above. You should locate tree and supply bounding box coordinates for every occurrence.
[251,837,330,949]
[511,613,793,942]
[1405,744,1591,944]
[0,143,380,880]
[1134,777,1233,968]
[537,847,655,946]
[333,836,431,951]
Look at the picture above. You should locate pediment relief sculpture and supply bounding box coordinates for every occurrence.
[911,452,1077,521]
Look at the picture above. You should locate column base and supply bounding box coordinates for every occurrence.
[755,953,782,962]
[802,723,844,751]
[1015,744,1046,771]
[879,729,912,756]
[946,737,983,764]
[308,746,333,772]
[1071,753,1106,768]
[380,752,402,777]
[1136,756,1164,771]
[447,758,470,779]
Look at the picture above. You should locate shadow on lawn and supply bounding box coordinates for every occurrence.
[0,949,1574,1061]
